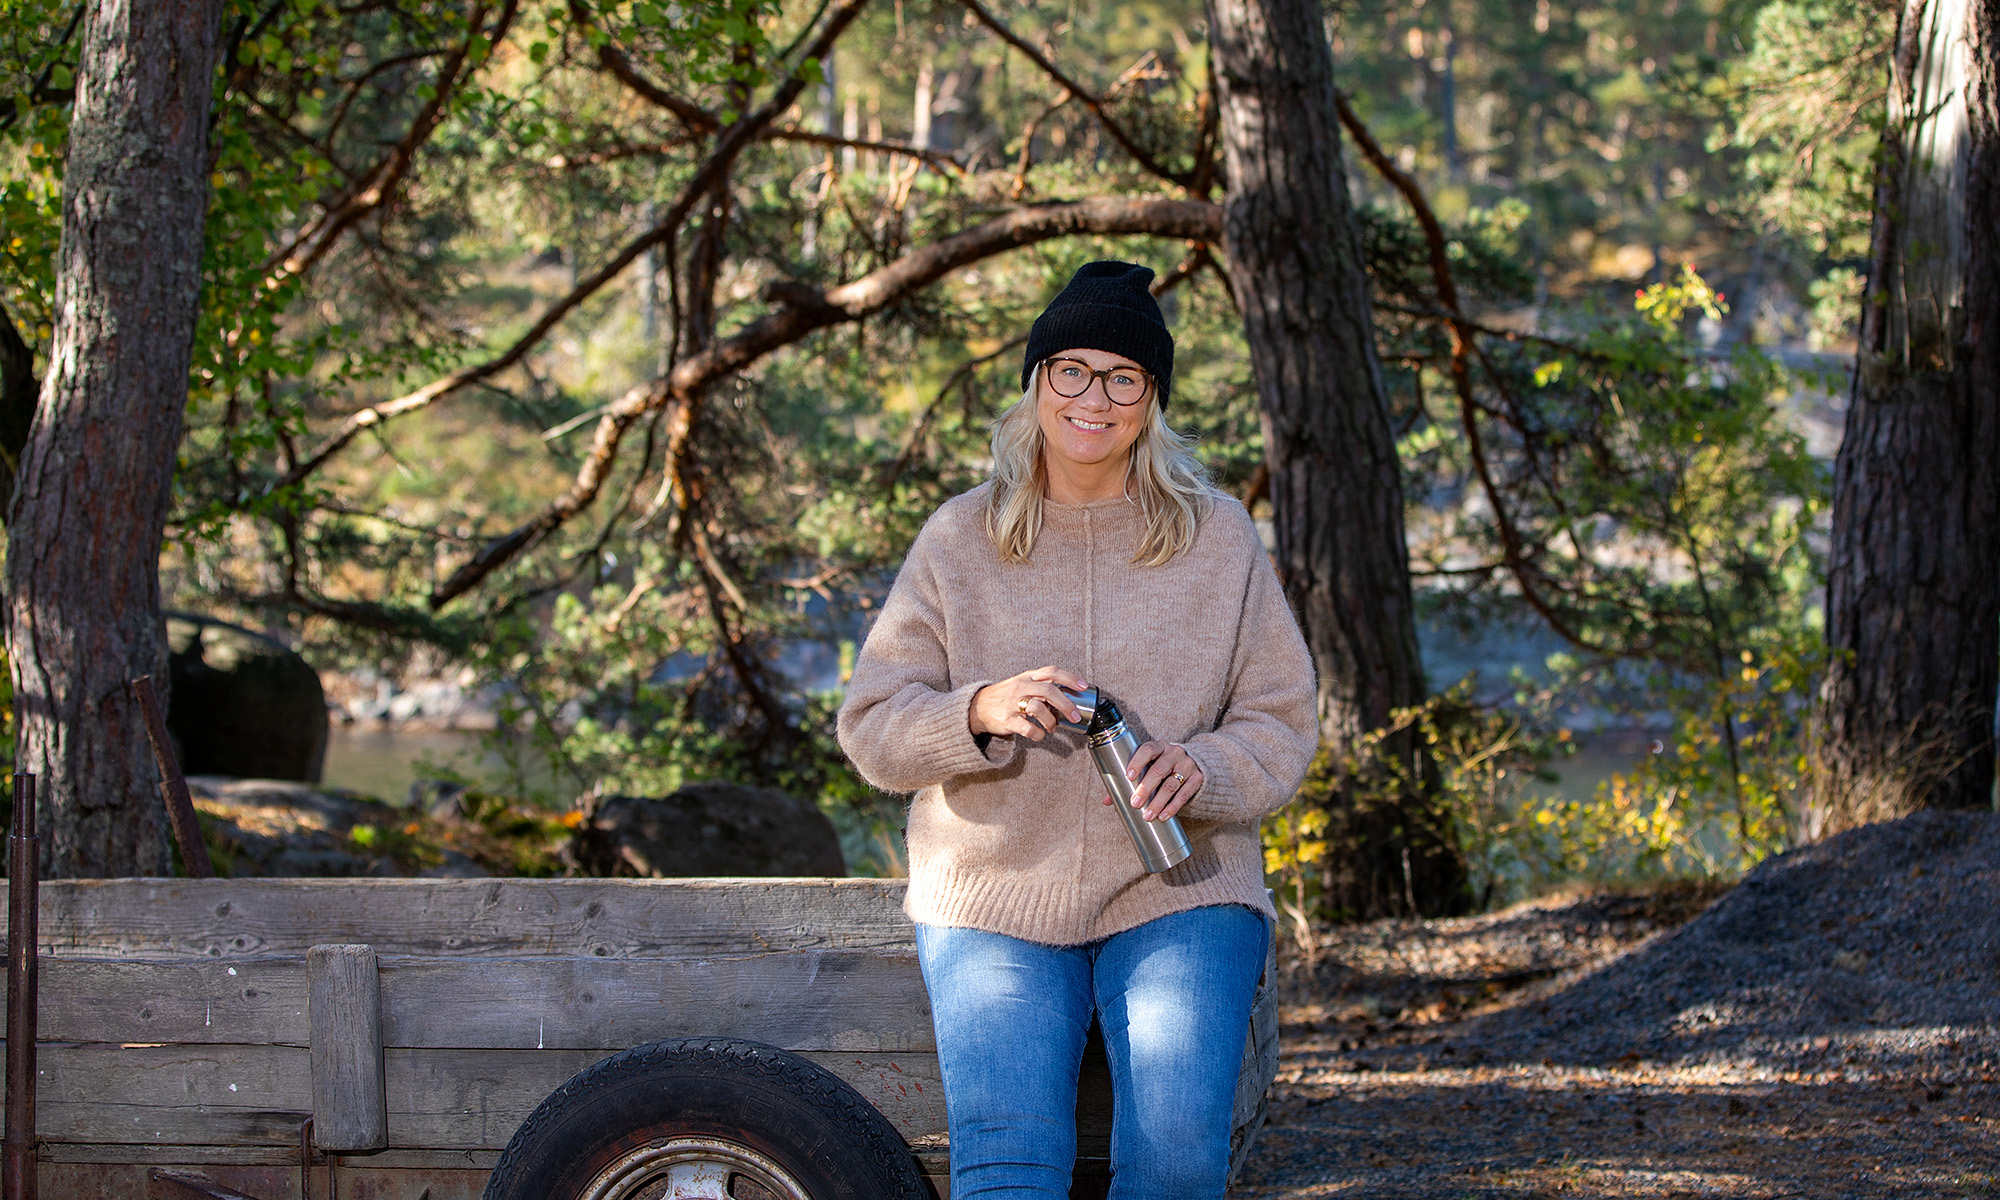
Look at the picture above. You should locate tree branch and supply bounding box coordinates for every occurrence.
[570,0,721,136]
[955,0,1192,189]
[274,0,874,495]
[767,127,962,169]
[260,0,520,282]
[428,194,1222,606]
[1334,91,1605,657]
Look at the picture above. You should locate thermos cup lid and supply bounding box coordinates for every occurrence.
[1055,685,1102,731]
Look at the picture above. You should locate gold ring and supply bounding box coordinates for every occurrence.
[1171,771,1187,784]
[1017,698,1032,715]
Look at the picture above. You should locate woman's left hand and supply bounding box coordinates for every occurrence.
[1106,741,1204,822]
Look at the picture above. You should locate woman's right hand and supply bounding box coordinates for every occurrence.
[968,666,1089,741]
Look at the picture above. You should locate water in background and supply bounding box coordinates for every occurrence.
[321,724,558,806]
[321,612,1660,808]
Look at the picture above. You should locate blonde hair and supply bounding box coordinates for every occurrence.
[984,363,1212,566]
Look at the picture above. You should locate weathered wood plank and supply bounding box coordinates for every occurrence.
[24,957,308,1046]
[375,952,933,1052]
[27,1043,310,1146]
[382,1046,604,1151]
[381,1047,947,1150]
[19,949,931,1052]
[795,1051,946,1140]
[15,1041,946,1150]
[308,945,386,1152]
[46,1160,489,1200]
[43,1143,501,1171]
[6,878,915,960]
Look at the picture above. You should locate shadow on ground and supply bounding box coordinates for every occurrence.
[1237,813,2000,1198]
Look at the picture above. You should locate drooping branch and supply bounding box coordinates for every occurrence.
[876,334,1028,486]
[428,194,1223,606]
[546,128,952,170]
[261,0,521,283]
[955,0,1192,189]
[569,0,721,136]
[274,0,875,494]
[766,127,962,169]
[1334,91,1603,656]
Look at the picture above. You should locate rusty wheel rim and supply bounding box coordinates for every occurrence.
[577,1135,814,1200]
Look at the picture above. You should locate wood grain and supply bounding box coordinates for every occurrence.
[17,1041,947,1149]
[307,945,386,1151]
[375,951,932,1052]
[10,877,915,959]
[14,950,931,1052]
[25,957,308,1045]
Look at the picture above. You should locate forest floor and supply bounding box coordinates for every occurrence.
[1236,812,2000,1198]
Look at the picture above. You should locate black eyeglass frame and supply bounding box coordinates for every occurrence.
[1038,356,1155,406]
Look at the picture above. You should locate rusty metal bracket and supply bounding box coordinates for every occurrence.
[4,773,37,1200]
[146,1168,271,1200]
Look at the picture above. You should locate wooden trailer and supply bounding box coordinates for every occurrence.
[0,876,1280,1200]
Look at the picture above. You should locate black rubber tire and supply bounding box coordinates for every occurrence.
[481,1037,930,1200]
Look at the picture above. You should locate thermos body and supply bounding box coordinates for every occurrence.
[1084,708,1193,874]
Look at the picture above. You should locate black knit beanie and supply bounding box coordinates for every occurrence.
[1021,260,1174,408]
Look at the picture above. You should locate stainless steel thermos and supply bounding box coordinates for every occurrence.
[1055,687,1192,873]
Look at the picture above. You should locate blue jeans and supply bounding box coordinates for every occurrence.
[914,905,1268,1200]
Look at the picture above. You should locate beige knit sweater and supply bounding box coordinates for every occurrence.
[836,482,1318,945]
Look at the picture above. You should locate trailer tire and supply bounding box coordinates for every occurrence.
[482,1037,929,1200]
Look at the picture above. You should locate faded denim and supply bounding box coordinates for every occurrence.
[914,904,1267,1199]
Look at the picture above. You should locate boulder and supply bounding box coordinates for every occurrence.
[572,782,846,878]
[167,613,328,782]
[188,776,489,878]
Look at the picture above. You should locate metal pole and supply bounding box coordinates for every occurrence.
[4,772,38,1200]
[128,676,213,878]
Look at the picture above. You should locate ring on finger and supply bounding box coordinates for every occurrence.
[1170,771,1187,784]
[1017,697,1032,715]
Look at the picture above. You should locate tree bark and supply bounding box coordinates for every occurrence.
[6,0,223,876]
[1813,0,2000,834]
[1206,0,1467,916]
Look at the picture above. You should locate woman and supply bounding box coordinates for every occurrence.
[837,260,1318,1199]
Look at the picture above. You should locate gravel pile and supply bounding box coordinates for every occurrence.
[1459,810,2000,1078]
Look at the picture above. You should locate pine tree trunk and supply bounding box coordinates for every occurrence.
[1813,0,2000,833]
[1206,0,1468,916]
[6,0,223,876]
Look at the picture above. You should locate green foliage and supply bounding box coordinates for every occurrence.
[1268,264,1830,924]
[1568,641,1820,880]
[1725,0,1891,349]
[1,0,1869,900]
[1263,675,1574,935]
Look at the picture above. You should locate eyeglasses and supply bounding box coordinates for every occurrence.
[1041,357,1153,406]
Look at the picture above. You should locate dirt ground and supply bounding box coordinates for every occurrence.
[1235,818,2000,1198]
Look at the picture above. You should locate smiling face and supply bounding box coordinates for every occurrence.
[1034,346,1152,493]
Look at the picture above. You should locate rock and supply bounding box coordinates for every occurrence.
[409,777,473,820]
[572,782,846,878]
[419,850,492,879]
[189,776,488,878]
[167,613,329,782]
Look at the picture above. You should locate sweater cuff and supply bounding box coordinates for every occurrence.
[911,680,1019,778]
[1178,743,1257,825]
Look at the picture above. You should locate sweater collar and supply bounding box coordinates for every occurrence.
[1040,490,1144,534]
